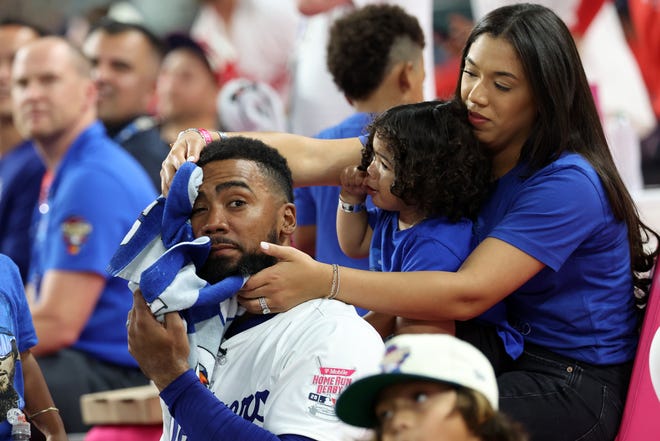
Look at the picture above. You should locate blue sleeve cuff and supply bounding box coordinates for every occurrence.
[160,371,314,441]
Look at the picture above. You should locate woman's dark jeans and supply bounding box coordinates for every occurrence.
[457,321,632,441]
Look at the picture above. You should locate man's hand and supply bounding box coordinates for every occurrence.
[127,290,191,390]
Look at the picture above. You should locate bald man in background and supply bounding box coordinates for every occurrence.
[12,36,156,433]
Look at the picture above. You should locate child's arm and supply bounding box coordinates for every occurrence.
[21,350,67,440]
[336,166,372,258]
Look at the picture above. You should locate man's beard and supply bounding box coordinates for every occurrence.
[197,229,279,283]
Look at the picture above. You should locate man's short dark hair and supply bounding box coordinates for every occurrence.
[87,18,163,59]
[326,4,424,101]
[197,137,294,203]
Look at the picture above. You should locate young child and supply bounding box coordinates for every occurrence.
[0,254,66,440]
[337,99,490,337]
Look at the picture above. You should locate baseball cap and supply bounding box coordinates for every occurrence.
[217,78,286,132]
[335,334,499,428]
[163,33,229,86]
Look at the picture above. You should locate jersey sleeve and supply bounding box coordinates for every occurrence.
[264,315,383,440]
[488,166,609,271]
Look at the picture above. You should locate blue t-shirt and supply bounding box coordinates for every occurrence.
[369,210,524,359]
[477,152,637,364]
[0,140,45,282]
[29,121,157,367]
[368,210,474,273]
[0,254,38,439]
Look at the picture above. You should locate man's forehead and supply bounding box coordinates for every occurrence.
[86,29,151,56]
[200,159,266,188]
[14,42,69,73]
[0,26,39,53]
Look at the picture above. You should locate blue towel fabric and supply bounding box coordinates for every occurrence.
[108,161,247,385]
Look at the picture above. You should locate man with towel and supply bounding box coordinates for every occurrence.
[125,137,384,441]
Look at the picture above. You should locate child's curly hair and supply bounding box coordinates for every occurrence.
[361,100,491,222]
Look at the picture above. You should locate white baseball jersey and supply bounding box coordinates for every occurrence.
[162,298,384,441]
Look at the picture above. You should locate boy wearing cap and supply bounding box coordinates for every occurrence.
[157,34,223,145]
[336,334,527,441]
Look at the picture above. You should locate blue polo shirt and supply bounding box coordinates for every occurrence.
[0,140,45,282]
[29,121,156,367]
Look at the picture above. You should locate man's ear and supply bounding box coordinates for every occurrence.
[85,78,99,111]
[279,202,297,238]
[397,60,414,95]
[380,60,414,101]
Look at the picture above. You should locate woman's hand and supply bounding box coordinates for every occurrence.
[238,242,332,313]
[127,290,190,390]
[161,129,209,195]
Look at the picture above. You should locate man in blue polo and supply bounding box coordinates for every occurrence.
[11,36,156,433]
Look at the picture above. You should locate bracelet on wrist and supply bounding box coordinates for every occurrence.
[197,128,213,145]
[339,198,365,213]
[179,128,213,145]
[216,131,228,140]
[327,264,340,300]
[28,406,59,420]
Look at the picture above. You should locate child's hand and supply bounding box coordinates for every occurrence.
[339,165,368,202]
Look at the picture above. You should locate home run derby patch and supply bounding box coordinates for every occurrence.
[307,366,356,420]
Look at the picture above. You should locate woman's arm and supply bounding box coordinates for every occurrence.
[162,130,363,195]
[238,237,545,321]
[22,350,67,441]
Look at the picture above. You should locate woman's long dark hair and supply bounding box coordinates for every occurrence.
[455,3,659,309]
